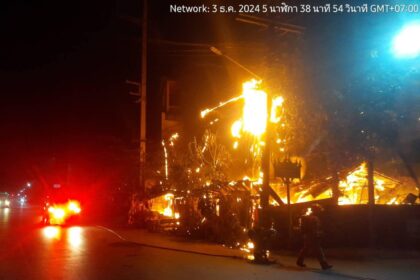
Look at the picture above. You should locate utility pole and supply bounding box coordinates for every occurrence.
[139,0,148,194]
[367,157,375,248]
[260,25,275,211]
[260,93,272,209]
[234,15,304,212]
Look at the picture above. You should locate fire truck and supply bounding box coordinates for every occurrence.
[42,184,82,225]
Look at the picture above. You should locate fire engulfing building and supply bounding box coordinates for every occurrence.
[130,181,259,246]
[129,163,419,249]
[132,162,418,230]
[272,162,419,206]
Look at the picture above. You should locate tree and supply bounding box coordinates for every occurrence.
[164,130,232,192]
[189,130,232,184]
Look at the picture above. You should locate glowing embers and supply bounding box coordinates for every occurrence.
[240,240,255,260]
[162,132,179,180]
[270,96,284,123]
[200,96,243,118]
[163,193,174,217]
[149,193,180,219]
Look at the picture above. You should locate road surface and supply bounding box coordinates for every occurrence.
[0,205,419,280]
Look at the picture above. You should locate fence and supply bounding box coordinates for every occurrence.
[268,203,420,249]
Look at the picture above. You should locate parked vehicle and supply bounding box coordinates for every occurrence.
[0,192,11,208]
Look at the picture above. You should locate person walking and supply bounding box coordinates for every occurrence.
[296,204,333,270]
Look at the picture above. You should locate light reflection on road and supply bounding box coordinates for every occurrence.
[39,225,86,279]
[68,226,83,248]
[42,226,84,248]
[43,226,61,239]
[1,207,111,280]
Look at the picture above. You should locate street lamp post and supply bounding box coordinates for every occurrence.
[209,47,262,80]
[260,97,272,210]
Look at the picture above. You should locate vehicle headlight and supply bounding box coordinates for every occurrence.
[5,200,10,206]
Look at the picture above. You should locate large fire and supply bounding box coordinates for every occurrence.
[201,79,285,179]
[162,133,179,181]
[229,80,284,140]
[241,80,267,137]
[200,80,417,206]
[336,162,412,205]
[271,162,418,205]
[149,193,180,219]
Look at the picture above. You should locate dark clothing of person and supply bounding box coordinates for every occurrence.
[297,234,327,266]
[297,213,331,269]
[299,215,320,236]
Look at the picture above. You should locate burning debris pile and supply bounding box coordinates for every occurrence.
[337,163,418,205]
[130,182,258,246]
[175,182,254,246]
[128,192,180,230]
[283,162,419,205]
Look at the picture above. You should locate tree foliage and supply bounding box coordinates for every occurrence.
[165,130,232,192]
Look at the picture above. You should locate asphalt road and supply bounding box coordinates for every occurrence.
[1,205,419,280]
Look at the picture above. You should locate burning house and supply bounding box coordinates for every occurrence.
[272,162,419,206]
[136,76,420,249]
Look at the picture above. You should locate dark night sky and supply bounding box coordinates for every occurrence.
[0,1,138,189]
[0,0,282,189]
[0,1,418,191]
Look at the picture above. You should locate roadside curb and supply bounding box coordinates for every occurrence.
[101,226,246,259]
[102,227,420,261]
